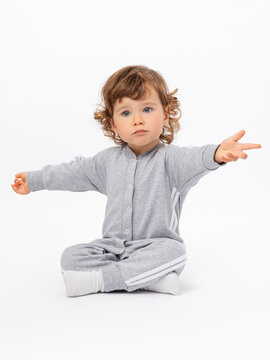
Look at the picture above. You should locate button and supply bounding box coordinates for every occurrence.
[125,228,129,234]
[128,184,132,189]
[127,207,130,211]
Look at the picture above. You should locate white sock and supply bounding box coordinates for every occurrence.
[142,272,181,295]
[62,269,104,297]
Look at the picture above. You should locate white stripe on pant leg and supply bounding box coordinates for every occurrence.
[126,260,186,287]
[126,255,185,285]
[126,255,186,284]
[125,255,187,287]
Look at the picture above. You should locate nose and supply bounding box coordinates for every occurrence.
[132,113,144,126]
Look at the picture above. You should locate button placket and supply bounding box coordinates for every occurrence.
[122,159,137,240]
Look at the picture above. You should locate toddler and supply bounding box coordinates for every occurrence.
[11,65,262,297]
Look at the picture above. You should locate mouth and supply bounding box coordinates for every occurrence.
[133,130,148,135]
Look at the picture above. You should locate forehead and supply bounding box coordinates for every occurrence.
[114,86,160,109]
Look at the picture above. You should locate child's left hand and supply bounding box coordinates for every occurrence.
[214,129,262,164]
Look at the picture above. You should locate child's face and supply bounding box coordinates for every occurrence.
[110,85,169,156]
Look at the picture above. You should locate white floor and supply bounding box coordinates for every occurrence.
[1,194,269,360]
[1,258,269,360]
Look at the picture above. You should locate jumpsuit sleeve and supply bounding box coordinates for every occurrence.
[26,149,108,195]
[166,143,227,194]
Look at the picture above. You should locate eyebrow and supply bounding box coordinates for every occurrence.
[115,101,157,113]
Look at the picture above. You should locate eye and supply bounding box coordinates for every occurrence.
[144,107,153,113]
[121,111,130,117]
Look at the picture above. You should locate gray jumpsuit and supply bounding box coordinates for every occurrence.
[27,142,226,292]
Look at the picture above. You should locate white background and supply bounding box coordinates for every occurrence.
[1,0,269,359]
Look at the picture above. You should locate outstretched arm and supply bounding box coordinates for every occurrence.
[11,149,109,196]
[214,129,262,164]
[166,143,227,194]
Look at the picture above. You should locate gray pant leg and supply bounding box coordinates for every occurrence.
[60,238,187,293]
[60,238,128,292]
[118,238,187,292]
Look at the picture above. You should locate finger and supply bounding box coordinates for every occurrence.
[221,154,233,162]
[239,152,248,159]
[230,129,246,142]
[225,152,238,161]
[11,184,18,192]
[239,143,262,150]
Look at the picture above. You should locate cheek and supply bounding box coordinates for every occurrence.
[118,123,129,135]
[152,118,164,131]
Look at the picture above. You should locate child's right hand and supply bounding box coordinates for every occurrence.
[11,172,31,195]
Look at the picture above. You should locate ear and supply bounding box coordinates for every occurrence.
[163,105,170,126]
[109,118,117,133]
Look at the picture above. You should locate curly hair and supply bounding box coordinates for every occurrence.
[93,65,182,146]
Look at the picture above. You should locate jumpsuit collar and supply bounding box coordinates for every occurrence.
[124,141,163,160]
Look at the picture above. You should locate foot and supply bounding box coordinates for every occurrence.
[62,269,104,297]
[141,272,181,295]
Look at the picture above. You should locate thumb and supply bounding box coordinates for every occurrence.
[230,129,245,142]
[15,172,26,180]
